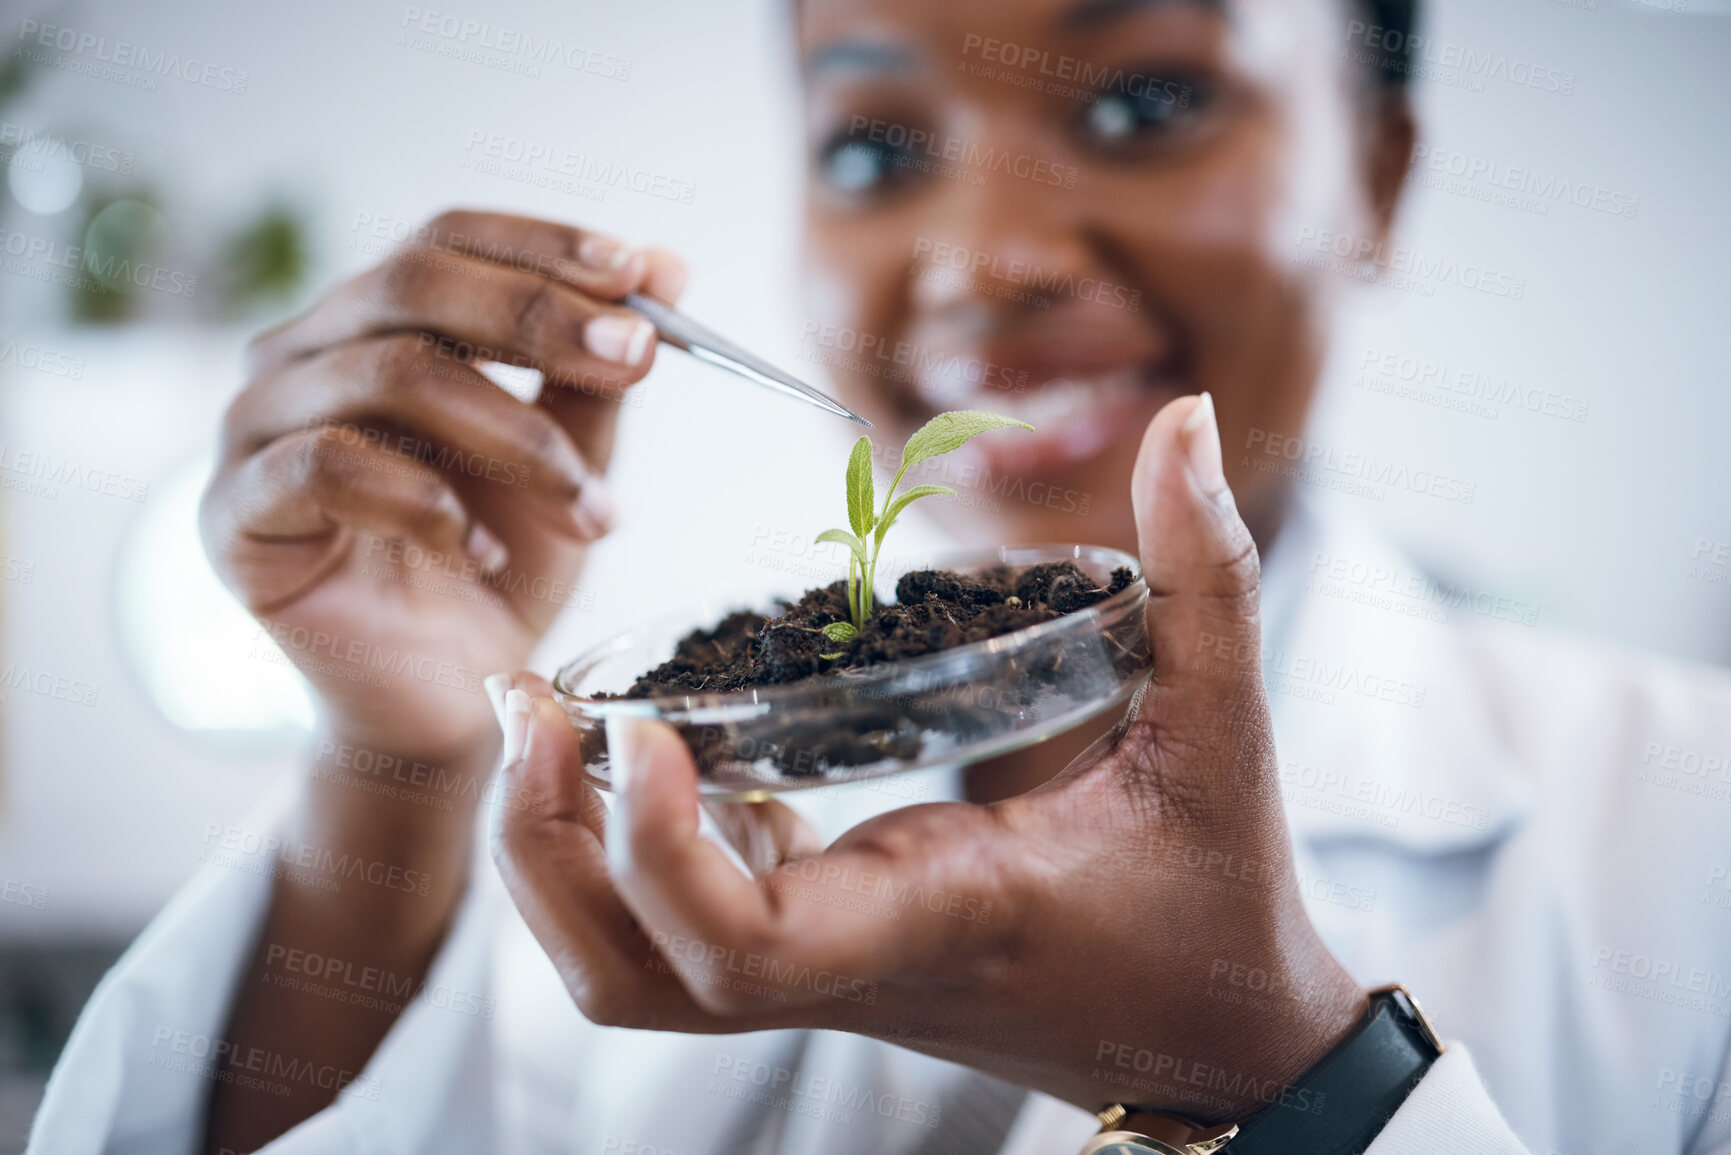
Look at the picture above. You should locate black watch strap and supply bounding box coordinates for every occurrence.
[1225,985,1442,1155]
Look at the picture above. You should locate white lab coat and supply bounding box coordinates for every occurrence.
[28,505,1731,1154]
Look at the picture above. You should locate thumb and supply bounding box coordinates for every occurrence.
[1131,392,1265,710]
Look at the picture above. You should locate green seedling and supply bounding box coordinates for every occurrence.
[816,410,1033,657]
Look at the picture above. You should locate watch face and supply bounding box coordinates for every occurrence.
[1079,1133,1188,1155]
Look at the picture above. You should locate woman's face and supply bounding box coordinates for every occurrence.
[797,0,1410,553]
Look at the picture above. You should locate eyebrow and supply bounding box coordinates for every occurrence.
[803,0,1225,79]
[804,41,920,79]
[1060,0,1226,32]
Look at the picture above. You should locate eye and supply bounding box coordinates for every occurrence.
[1080,73,1208,149]
[815,128,922,196]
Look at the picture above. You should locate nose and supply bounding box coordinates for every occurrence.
[906,120,1099,321]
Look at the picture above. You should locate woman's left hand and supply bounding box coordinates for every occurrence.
[488,394,1365,1124]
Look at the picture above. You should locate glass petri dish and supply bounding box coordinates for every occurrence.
[552,544,1150,801]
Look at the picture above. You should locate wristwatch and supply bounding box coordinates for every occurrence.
[1080,985,1443,1155]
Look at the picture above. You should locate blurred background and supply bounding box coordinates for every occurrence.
[1,0,1728,1143]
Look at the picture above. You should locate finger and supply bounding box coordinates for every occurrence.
[1132,392,1262,692]
[204,427,501,612]
[490,693,686,1027]
[227,335,611,541]
[1114,392,1274,803]
[605,719,976,1016]
[639,247,690,305]
[532,246,688,461]
[604,717,797,1009]
[702,797,825,876]
[248,246,658,397]
[491,692,807,1033]
[413,210,655,301]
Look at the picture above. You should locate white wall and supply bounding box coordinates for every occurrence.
[2,0,1728,938]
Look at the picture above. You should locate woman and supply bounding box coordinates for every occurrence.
[31,0,1731,1152]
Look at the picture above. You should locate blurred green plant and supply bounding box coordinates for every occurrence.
[216,205,309,310]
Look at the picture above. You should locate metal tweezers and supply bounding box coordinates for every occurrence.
[624,292,871,427]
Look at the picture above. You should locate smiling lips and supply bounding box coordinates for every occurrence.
[903,310,1185,474]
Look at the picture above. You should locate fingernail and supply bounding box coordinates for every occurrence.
[584,313,656,366]
[502,689,532,766]
[1181,392,1228,497]
[605,713,649,795]
[484,673,513,729]
[465,521,509,573]
[577,234,634,272]
[572,477,615,540]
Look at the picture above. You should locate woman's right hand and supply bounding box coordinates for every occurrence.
[201,210,686,768]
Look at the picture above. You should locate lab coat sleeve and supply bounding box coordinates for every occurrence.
[1362,1045,1529,1154]
[27,791,502,1155]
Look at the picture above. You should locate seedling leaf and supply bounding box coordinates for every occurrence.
[845,436,875,539]
[901,411,1033,472]
[820,621,859,643]
[875,485,956,547]
[821,410,1032,631]
[816,528,867,566]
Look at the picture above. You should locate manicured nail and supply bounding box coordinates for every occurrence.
[605,713,649,795]
[484,673,513,729]
[584,313,656,366]
[465,521,509,573]
[572,477,615,540]
[502,689,532,765]
[1181,391,1227,497]
[577,234,633,272]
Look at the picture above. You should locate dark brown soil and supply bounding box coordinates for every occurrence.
[621,561,1134,698]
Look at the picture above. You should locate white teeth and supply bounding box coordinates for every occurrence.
[917,366,1144,426]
